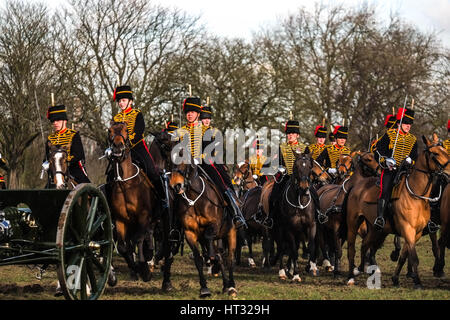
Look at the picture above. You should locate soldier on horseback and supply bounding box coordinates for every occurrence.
[305,125,328,160]
[373,107,418,230]
[249,138,271,186]
[316,126,351,178]
[176,97,246,229]
[444,120,450,155]
[164,119,179,134]
[44,104,90,187]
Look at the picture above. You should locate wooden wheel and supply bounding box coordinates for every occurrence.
[56,183,113,300]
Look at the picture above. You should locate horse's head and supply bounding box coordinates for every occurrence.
[292,152,313,191]
[169,157,198,195]
[108,122,131,162]
[48,142,69,189]
[232,161,252,187]
[356,151,381,177]
[311,159,331,185]
[337,153,353,180]
[154,130,177,159]
[422,133,450,177]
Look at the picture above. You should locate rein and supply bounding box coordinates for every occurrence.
[284,184,311,209]
[181,176,206,206]
[115,162,141,182]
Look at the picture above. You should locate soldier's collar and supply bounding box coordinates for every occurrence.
[57,128,67,134]
[288,140,298,145]
[122,106,133,114]
[335,144,345,150]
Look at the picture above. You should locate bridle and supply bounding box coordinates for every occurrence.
[357,153,380,177]
[49,148,73,189]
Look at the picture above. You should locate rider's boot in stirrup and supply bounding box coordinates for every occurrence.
[224,188,247,229]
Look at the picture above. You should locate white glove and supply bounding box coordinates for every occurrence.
[41,161,50,171]
[328,168,337,175]
[278,167,286,174]
[252,175,258,180]
[99,147,113,160]
[405,157,412,165]
[386,157,396,168]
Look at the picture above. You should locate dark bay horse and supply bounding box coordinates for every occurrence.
[232,161,271,269]
[273,153,319,282]
[432,182,450,276]
[169,160,237,298]
[107,122,163,284]
[346,134,450,288]
[317,151,380,276]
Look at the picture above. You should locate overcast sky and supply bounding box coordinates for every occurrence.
[43,0,450,46]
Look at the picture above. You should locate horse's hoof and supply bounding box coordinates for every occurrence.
[248,258,256,268]
[347,278,355,286]
[200,287,211,298]
[162,281,174,292]
[291,274,302,283]
[107,271,118,287]
[414,283,424,290]
[279,269,287,281]
[207,266,212,275]
[129,271,139,281]
[433,270,445,278]
[227,287,238,298]
[326,266,335,272]
[406,272,413,279]
[353,267,361,276]
[391,276,399,287]
[390,250,400,262]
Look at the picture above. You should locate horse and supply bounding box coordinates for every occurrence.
[107,122,171,287]
[169,159,238,298]
[272,153,319,282]
[316,151,381,276]
[232,161,271,269]
[432,182,450,276]
[346,134,450,288]
[47,143,77,190]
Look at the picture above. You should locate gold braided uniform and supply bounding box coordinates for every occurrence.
[305,143,326,160]
[375,128,418,165]
[47,128,77,162]
[113,107,143,148]
[249,155,268,177]
[280,141,306,175]
[444,139,450,155]
[317,144,351,169]
[178,122,203,160]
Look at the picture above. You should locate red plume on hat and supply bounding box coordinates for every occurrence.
[447,119,450,131]
[314,125,321,136]
[396,108,406,120]
[333,126,341,136]
[113,87,117,101]
[384,114,394,127]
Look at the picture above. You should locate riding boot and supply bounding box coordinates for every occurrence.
[310,187,326,224]
[224,188,247,229]
[374,198,387,231]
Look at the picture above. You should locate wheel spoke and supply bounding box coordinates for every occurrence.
[86,196,99,234]
[86,258,98,295]
[88,212,107,238]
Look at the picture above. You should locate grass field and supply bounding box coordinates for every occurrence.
[0,234,449,300]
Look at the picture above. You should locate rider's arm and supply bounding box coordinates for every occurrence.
[410,140,418,163]
[69,132,86,166]
[131,112,145,146]
[316,147,330,168]
[374,133,390,163]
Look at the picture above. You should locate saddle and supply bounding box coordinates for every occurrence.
[196,165,229,207]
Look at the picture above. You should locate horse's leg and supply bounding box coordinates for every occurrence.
[185,230,210,297]
[390,235,402,262]
[391,243,409,287]
[225,225,237,297]
[134,224,152,282]
[160,210,174,292]
[115,220,139,280]
[247,233,256,268]
[346,217,359,285]
[408,233,424,289]
[235,232,243,266]
[430,232,443,277]
[333,224,342,277]
[307,222,318,277]
[435,232,447,278]
[286,231,301,282]
[262,230,271,270]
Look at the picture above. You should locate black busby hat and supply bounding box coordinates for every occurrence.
[328,131,335,142]
[165,121,179,133]
[333,126,348,139]
[200,106,212,119]
[384,114,396,129]
[113,85,133,101]
[396,108,414,125]
[183,97,202,114]
[314,125,327,138]
[47,104,68,122]
[285,120,300,134]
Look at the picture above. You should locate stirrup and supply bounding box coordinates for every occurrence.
[373,217,385,230]
[317,212,328,224]
[168,229,181,242]
[262,217,274,229]
[427,221,440,234]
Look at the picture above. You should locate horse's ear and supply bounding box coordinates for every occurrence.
[432,132,439,144]
[350,151,358,158]
[422,135,430,146]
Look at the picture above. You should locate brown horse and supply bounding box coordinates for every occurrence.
[232,161,271,269]
[346,134,450,289]
[169,160,237,298]
[272,153,319,282]
[432,182,450,276]
[107,122,161,284]
[317,151,380,276]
